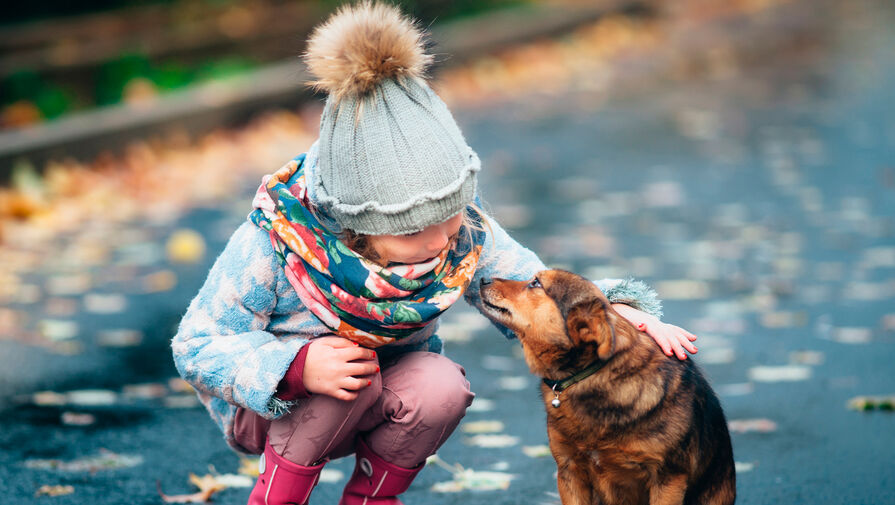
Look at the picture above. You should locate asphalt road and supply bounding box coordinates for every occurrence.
[1,1,893,504]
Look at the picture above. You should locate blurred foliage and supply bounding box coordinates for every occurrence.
[1,71,76,125]
[319,0,530,23]
[0,0,528,128]
[1,0,178,27]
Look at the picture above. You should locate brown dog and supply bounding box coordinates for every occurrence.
[479,270,735,505]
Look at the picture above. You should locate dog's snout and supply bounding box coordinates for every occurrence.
[480,277,493,286]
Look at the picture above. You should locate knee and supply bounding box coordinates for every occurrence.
[394,354,474,424]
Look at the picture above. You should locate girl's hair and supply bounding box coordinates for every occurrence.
[340,203,491,267]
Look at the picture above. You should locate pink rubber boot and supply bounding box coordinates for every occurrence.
[247,440,325,505]
[338,437,424,505]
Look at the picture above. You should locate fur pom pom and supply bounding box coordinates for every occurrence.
[303,1,433,102]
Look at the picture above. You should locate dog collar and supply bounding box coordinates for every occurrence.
[543,360,610,408]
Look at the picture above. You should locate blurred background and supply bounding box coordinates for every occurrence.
[1,0,893,503]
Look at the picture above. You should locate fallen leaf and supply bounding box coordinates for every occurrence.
[497,376,529,391]
[66,389,118,406]
[25,449,143,472]
[61,412,96,426]
[237,456,259,478]
[38,319,79,341]
[143,270,178,293]
[462,420,505,434]
[847,396,895,411]
[319,469,344,483]
[760,311,807,328]
[432,469,515,492]
[83,293,128,314]
[735,462,755,473]
[522,445,552,458]
[438,323,473,343]
[168,378,195,393]
[167,230,206,264]
[97,329,143,347]
[655,280,710,300]
[32,391,67,406]
[164,395,200,409]
[35,485,74,497]
[697,348,735,365]
[44,298,78,317]
[728,418,778,433]
[123,383,168,400]
[464,434,519,448]
[158,473,226,503]
[748,365,811,382]
[788,350,825,366]
[467,398,495,413]
[489,461,510,471]
[829,327,872,344]
[209,474,253,488]
[45,274,91,296]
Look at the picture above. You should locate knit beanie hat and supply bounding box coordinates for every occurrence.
[302,1,480,236]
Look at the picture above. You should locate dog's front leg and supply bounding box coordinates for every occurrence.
[548,427,595,505]
[556,458,595,505]
[649,473,688,505]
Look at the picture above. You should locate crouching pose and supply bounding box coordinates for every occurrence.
[171,3,694,504]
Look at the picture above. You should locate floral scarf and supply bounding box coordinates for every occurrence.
[249,153,484,348]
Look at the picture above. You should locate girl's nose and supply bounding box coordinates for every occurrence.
[427,230,449,252]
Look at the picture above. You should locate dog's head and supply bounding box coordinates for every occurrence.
[479,269,623,380]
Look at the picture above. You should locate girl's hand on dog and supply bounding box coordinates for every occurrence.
[302,337,380,401]
[612,304,698,360]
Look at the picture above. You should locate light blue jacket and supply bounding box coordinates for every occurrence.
[171,181,662,453]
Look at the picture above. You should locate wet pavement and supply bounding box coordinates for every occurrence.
[1,1,894,504]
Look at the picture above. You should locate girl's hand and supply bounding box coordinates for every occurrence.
[303,337,380,401]
[611,304,698,360]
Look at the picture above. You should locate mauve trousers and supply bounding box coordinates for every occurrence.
[232,351,475,468]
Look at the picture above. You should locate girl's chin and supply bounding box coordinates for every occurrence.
[389,254,437,265]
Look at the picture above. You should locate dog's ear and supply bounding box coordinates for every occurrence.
[565,298,617,360]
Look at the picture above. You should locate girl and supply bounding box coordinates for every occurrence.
[171,3,697,504]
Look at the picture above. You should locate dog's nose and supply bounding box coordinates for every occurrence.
[480,277,492,286]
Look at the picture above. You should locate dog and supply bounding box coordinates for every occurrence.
[479,270,735,505]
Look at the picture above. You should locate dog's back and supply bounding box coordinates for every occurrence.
[680,363,736,505]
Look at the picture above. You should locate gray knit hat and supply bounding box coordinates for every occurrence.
[302,1,480,236]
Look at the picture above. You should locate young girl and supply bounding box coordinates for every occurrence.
[171,3,698,504]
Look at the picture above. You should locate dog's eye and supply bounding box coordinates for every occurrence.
[528,278,542,289]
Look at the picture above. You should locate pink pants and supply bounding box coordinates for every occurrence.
[233,351,475,468]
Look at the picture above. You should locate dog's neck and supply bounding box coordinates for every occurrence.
[542,354,616,394]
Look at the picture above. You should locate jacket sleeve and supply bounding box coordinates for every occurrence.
[171,221,308,419]
[464,214,663,338]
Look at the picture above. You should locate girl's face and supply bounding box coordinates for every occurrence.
[368,212,464,265]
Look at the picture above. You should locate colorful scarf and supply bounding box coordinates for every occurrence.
[249,153,484,348]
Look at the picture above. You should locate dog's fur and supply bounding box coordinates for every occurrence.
[480,270,735,505]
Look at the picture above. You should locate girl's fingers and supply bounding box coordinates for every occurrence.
[682,338,698,354]
[345,362,380,377]
[655,334,673,356]
[671,340,687,360]
[675,326,698,342]
[340,346,376,362]
[332,389,358,402]
[341,377,372,391]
